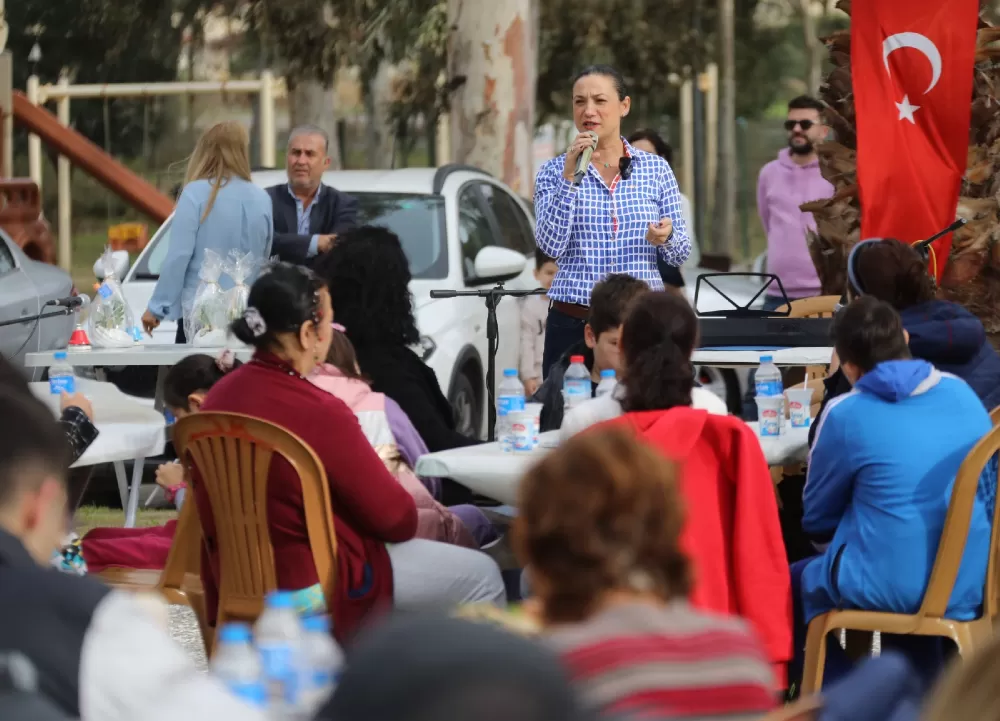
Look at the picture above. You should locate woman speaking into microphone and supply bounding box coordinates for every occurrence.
[534,65,691,377]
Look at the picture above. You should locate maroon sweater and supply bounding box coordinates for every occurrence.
[198,353,418,639]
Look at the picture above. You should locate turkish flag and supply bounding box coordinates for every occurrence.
[852,0,978,281]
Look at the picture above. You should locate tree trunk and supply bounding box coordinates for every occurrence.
[712,0,737,258]
[365,62,395,169]
[289,78,343,170]
[800,0,823,96]
[447,0,537,195]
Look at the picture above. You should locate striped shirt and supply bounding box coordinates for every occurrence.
[545,601,776,720]
[533,140,691,306]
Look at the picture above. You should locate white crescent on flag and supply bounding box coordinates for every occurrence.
[882,32,943,123]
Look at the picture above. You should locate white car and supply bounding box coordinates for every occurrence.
[104,166,539,439]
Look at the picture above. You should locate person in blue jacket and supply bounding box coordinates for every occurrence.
[810,238,1000,448]
[790,296,995,691]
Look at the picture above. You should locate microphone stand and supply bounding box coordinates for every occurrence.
[0,306,74,329]
[430,283,546,442]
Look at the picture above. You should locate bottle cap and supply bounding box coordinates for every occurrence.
[54,351,68,360]
[570,355,585,363]
[302,615,331,633]
[265,590,294,609]
[600,369,615,378]
[218,622,252,643]
[760,355,773,363]
[503,368,518,377]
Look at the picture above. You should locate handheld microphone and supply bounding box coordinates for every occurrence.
[45,296,84,309]
[572,131,598,186]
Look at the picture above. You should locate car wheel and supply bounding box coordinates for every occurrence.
[696,366,742,414]
[449,370,482,439]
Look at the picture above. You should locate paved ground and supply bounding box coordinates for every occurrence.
[169,605,208,670]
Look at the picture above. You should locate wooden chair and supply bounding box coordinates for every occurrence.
[760,696,822,721]
[172,412,338,651]
[95,499,211,652]
[801,423,1000,694]
[991,404,1000,426]
[775,295,842,319]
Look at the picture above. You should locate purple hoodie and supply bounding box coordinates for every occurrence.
[757,148,834,298]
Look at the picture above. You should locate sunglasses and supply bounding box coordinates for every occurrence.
[784,119,816,131]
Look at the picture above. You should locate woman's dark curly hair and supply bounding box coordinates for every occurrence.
[619,291,697,413]
[312,226,420,348]
[514,427,691,624]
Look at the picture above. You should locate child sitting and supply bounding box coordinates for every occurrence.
[519,251,557,394]
[311,326,496,548]
[531,273,648,432]
[80,352,240,572]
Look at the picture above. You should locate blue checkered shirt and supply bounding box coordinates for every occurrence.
[533,140,691,306]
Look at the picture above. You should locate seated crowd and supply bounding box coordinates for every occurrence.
[0,226,998,721]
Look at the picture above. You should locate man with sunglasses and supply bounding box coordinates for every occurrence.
[757,95,834,311]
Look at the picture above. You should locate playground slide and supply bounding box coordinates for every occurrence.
[11,91,174,222]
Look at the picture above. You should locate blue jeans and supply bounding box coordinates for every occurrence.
[789,557,949,693]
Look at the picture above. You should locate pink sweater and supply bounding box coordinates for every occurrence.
[310,364,476,548]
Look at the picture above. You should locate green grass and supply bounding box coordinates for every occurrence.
[74,505,177,536]
[70,229,116,294]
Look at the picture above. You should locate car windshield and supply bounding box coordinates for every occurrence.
[133,192,448,280]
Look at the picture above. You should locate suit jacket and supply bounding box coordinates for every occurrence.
[266,183,359,264]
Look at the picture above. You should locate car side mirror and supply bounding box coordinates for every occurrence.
[472,246,528,284]
[93,250,130,281]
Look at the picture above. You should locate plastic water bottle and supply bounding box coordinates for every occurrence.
[755,355,784,432]
[497,368,525,452]
[48,351,76,395]
[255,591,305,716]
[563,355,591,411]
[299,615,344,713]
[595,369,618,398]
[212,623,267,709]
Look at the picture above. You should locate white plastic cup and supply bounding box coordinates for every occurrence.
[509,411,533,452]
[786,388,814,428]
[757,396,783,437]
[525,402,543,448]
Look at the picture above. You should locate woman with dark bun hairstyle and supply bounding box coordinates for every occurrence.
[197,263,505,640]
[605,291,792,681]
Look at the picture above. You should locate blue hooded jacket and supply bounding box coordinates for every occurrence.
[901,299,1000,412]
[801,359,995,622]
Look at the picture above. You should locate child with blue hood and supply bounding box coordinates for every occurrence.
[790,297,995,691]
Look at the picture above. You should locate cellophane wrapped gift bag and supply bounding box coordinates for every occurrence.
[184,249,230,347]
[222,250,259,348]
[89,247,136,348]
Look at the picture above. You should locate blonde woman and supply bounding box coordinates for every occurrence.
[142,121,273,342]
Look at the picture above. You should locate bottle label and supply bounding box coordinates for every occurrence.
[755,379,782,397]
[497,394,525,417]
[227,681,267,708]
[259,643,299,704]
[49,375,75,395]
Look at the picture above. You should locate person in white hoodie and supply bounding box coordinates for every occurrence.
[560,290,728,440]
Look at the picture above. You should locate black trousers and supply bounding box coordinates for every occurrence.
[542,307,586,380]
[175,324,186,344]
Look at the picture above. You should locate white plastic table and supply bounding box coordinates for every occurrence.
[692,347,833,368]
[30,378,167,527]
[414,423,810,507]
[25,345,253,410]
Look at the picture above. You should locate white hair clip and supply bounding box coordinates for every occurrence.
[243,307,267,338]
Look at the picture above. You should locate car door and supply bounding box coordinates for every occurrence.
[0,234,41,368]
[460,182,534,390]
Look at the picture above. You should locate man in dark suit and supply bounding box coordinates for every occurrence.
[267,124,359,265]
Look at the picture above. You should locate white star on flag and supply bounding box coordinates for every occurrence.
[896,95,920,123]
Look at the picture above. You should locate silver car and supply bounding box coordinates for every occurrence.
[0,229,75,377]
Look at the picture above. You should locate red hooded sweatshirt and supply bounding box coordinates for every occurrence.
[605,407,792,681]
